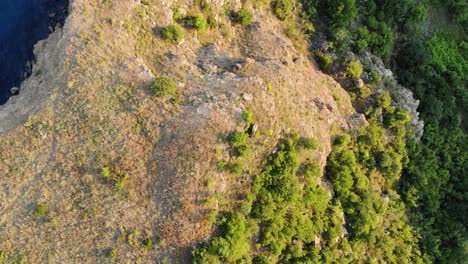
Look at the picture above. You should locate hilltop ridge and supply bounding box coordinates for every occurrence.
[0,0,360,262]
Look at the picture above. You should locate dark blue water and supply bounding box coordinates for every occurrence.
[0,0,68,105]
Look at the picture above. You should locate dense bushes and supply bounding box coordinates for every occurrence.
[346,59,363,79]
[227,131,250,157]
[320,0,358,30]
[272,0,295,21]
[161,25,184,43]
[194,135,330,263]
[396,29,468,263]
[193,125,424,262]
[178,15,208,32]
[301,0,467,261]
[234,8,254,27]
[151,76,177,97]
[314,51,332,72]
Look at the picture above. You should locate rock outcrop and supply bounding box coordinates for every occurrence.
[361,52,424,140]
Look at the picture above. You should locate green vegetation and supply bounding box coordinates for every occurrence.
[178,15,208,32]
[101,166,128,191]
[193,0,468,259]
[298,137,319,150]
[151,76,177,97]
[194,123,423,262]
[234,8,254,27]
[35,203,49,217]
[227,131,250,157]
[161,25,184,43]
[301,0,467,262]
[226,162,244,176]
[272,0,295,21]
[314,51,332,73]
[142,238,153,250]
[107,248,117,260]
[242,110,254,131]
[346,59,362,79]
[192,15,208,32]
[397,31,468,263]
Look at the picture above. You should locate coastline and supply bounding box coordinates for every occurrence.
[0,1,72,134]
[0,0,69,104]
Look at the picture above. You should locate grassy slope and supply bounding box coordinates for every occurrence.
[0,0,357,262]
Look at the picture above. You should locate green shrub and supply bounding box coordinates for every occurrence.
[217,161,226,170]
[142,238,153,250]
[369,69,382,84]
[161,25,184,43]
[226,162,244,175]
[315,51,333,73]
[227,131,248,147]
[193,15,208,32]
[227,131,250,157]
[235,8,254,27]
[253,254,273,264]
[235,144,251,157]
[35,203,49,217]
[151,76,177,97]
[181,15,208,32]
[107,248,117,260]
[304,161,321,178]
[101,167,111,177]
[210,213,253,262]
[272,0,295,20]
[347,60,363,79]
[242,110,254,130]
[298,137,319,150]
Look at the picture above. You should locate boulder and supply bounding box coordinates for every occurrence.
[355,79,364,88]
[242,93,253,101]
[348,113,369,130]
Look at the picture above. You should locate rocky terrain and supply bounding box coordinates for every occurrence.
[0,0,367,262]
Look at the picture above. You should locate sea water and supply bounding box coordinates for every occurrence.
[0,0,68,105]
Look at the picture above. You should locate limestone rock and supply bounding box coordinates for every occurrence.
[242,93,253,101]
[348,113,369,130]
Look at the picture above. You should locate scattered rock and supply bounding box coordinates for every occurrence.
[245,57,255,64]
[10,87,20,94]
[241,93,253,101]
[222,72,236,79]
[347,113,369,130]
[247,123,258,138]
[360,52,424,141]
[233,63,243,71]
[355,79,364,88]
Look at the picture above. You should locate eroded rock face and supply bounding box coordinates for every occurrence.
[348,113,369,130]
[361,52,424,140]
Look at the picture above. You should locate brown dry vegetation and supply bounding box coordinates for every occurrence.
[0,0,359,262]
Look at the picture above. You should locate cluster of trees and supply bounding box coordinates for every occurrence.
[191,0,466,262]
[194,135,335,263]
[301,0,467,262]
[396,26,467,264]
[193,104,423,262]
[303,0,425,57]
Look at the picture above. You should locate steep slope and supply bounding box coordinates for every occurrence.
[0,0,359,262]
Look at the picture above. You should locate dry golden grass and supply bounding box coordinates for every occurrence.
[0,0,358,262]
